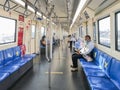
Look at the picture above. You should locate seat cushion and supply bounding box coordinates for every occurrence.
[88,76,118,90]
[80,59,101,69]
[9,59,27,66]
[23,54,36,59]
[92,87,119,90]
[83,67,107,77]
[0,65,19,74]
[0,73,9,82]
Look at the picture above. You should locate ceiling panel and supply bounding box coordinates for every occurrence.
[88,0,118,13]
[88,0,105,10]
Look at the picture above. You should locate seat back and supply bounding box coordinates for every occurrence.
[95,51,104,67]
[13,46,21,59]
[92,48,101,64]
[0,51,4,68]
[102,53,112,77]
[109,58,120,89]
[3,48,14,65]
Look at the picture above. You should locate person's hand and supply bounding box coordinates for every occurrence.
[75,50,81,55]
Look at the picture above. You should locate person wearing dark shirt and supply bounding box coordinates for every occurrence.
[40,35,46,47]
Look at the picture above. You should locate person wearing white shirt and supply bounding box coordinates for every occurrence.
[74,37,83,52]
[71,35,94,72]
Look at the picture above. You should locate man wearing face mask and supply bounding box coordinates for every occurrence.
[71,35,94,72]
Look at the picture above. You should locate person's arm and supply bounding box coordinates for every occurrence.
[81,42,94,55]
[42,40,46,46]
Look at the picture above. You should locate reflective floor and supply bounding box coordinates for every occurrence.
[10,40,89,90]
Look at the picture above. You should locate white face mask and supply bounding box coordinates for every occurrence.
[85,41,89,44]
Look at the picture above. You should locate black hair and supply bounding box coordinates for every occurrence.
[42,35,46,40]
[85,35,91,39]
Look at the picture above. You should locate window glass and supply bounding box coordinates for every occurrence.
[41,27,46,36]
[0,16,16,44]
[31,25,36,38]
[98,16,110,47]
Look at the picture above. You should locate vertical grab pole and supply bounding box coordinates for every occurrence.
[45,19,53,88]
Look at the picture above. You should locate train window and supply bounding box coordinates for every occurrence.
[98,16,110,47]
[41,27,46,36]
[31,25,36,38]
[115,12,120,51]
[0,16,16,45]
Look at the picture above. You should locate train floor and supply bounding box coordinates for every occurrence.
[10,41,90,90]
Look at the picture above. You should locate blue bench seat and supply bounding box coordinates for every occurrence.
[88,76,119,90]
[0,73,9,82]
[79,48,120,90]
[0,65,19,74]
[0,45,35,90]
[83,68,107,77]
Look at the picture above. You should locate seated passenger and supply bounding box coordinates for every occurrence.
[71,35,94,72]
[40,35,46,47]
[73,37,83,52]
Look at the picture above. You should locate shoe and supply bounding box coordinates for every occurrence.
[70,65,77,68]
[70,65,74,68]
[71,68,78,72]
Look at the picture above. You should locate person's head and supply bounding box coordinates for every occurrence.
[42,35,46,40]
[85,35,91,42]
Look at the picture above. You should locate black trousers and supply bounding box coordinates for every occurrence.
[72,53,83,68]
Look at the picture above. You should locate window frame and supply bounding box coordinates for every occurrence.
[115,11,120,51]
[0,15,17,45]
[98,15,111,48]
[93,22,96,43]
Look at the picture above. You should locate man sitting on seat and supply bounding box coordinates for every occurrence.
[71,35,94,72]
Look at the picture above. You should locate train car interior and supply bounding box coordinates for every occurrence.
[0,0,120,90]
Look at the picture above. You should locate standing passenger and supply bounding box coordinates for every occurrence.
[40,35,46,47]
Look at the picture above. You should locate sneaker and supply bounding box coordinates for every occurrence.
[70,65,77,68]
[71,68,78,72]
[70,65,74,68]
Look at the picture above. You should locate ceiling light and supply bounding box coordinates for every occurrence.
[70,0,87,29]
[14,0,25,6]
[14,0,35,13]
[43,16,46,19]
[28,6,35,13]
[37,12,42,17]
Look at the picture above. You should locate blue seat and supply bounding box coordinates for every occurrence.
[0,73,9,82]
[80,49,102,69]
[0,46,34,90]
[87,76,119,90]
[23,54,36,59]
[13,46,21,60]
[0,65,19,74]
[0,51,4,68]
[83,68,106,77]
[3,48,14,65]
[83,53,112,77]
[109,58,120,89]
[79,48,120,90]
